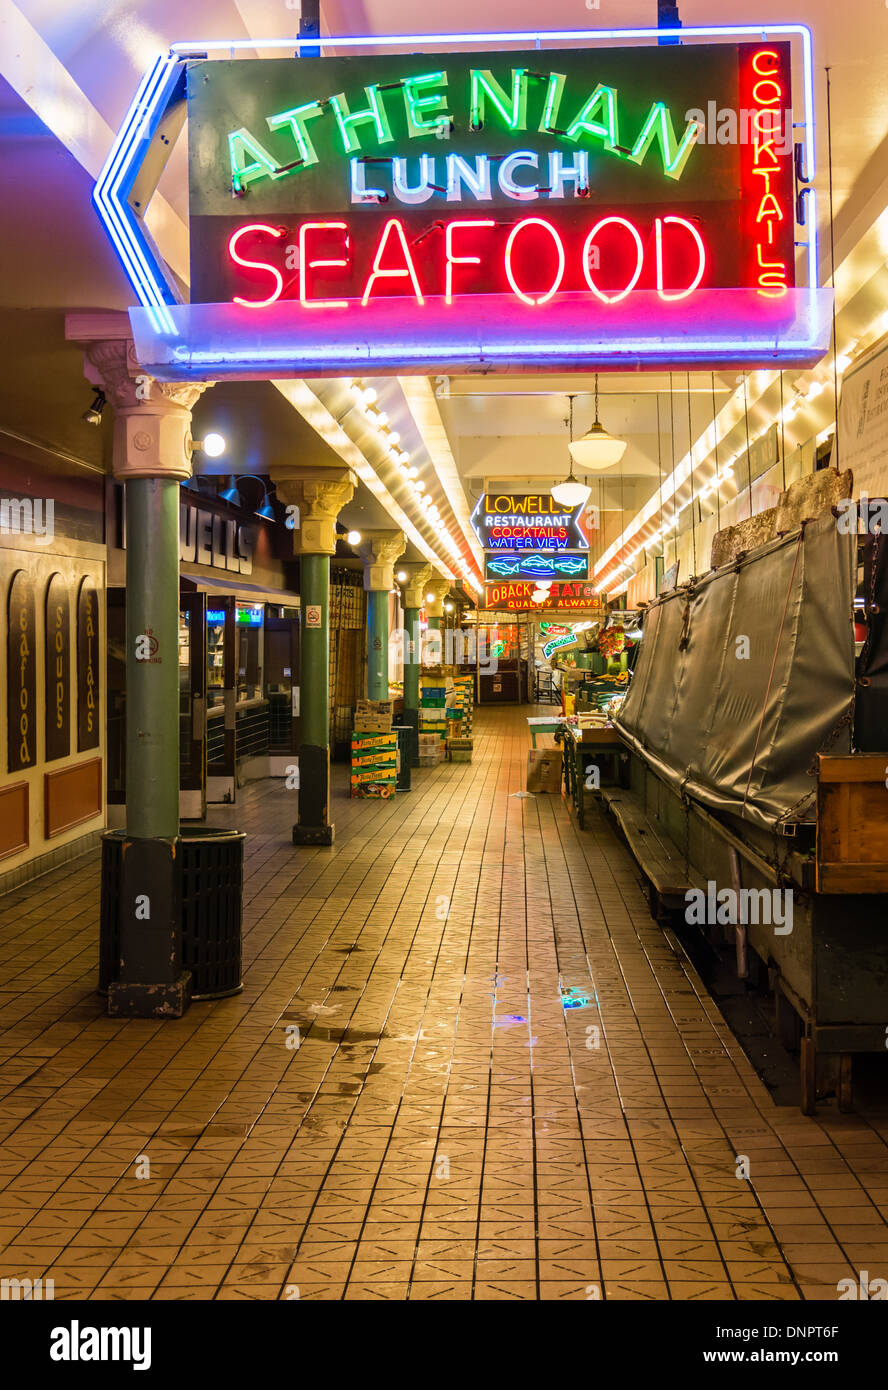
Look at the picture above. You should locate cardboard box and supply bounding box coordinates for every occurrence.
[526,750,563,794]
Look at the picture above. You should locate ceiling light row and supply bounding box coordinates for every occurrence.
[348,376,481,593]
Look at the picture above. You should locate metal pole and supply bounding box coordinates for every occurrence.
[125,476,180,840]
[297,552,331,837]
[367,588,389,700]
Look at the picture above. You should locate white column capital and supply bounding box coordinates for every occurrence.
[355,530,406,592]
[400,563,433,610]
[65,321,213,482]
[274,470,357,556]
[424,572,451,619]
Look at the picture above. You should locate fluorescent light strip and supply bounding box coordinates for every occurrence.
[170,24,815,54]
[94,54,180,333]
[593,367,788,581]
[107,57,181,313]
[94,58,171,311]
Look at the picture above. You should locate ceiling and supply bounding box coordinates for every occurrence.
[1,1,887,595]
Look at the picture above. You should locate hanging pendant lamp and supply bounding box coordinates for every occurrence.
[551,395,593,509]
[568,375,628,471]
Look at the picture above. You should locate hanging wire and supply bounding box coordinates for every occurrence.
[711,371,721,532]
[668,371,677,566]
[656,392,665,542]
[826,66,840,472]
[779,370,787,490]
[687,371,697,577]
[742,373,753,521]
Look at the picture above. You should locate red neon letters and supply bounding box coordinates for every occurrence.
[742,47,792,298]
[299,222,349,308]
[228,224,285,308]
[227,214,711,309]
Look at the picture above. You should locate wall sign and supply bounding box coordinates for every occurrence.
[485,579,600,611]
[180,503,254,575]
[77,579,100,751]
[106,28,828,378]
[472,493,589,552]
[837,340,888,500]
[485,552,589,581]
[7,571,37,773]
[44,574,71,763]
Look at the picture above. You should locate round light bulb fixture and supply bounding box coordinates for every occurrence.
[566,376,627,472]
[396,570,408,582]
[346,529,361,546]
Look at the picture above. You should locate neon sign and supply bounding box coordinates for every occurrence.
[485,580,599,611]
[486,553,589,580]
[98,27,830,376]
[471,493,589,553]
[189,44,790,313]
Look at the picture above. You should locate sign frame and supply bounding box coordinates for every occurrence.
[94,23,830,378]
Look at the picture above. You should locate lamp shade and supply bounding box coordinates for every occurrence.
[551,478,592,508]
[568,422,628,470]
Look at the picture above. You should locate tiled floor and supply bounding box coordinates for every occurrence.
[2,705,888,1301]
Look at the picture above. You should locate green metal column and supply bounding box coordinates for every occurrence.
[403,606,420,766]
[297,552,331,838]
[403,607,420,710]
[367,589,389,700]
[125,477,180,839]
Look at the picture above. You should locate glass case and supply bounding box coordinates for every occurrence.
[207,608,226,707]
[235,604,263,701]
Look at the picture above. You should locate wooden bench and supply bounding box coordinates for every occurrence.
[602,787,706,910]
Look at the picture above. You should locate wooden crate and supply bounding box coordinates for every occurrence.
[817,754,888,893]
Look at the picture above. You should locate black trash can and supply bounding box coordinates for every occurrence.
[393,725,412,791]
[100,827,246,1000]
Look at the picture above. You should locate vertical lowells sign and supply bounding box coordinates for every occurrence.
[45,574,71,763]
[77,579,100,751]
[7,571,37,773]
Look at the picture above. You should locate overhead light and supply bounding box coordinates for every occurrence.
[567,375,628,471]
[202,432,226,458]
[551,394,593,509]
[426,591,436,603]
[396,570,408,582]
[346,529,361,545]
[82,389,106,426]
[257,494,276,521]
[445,602,455,613]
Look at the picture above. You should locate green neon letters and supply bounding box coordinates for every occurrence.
[564,85,619,152]
[266,101,326,168]
[228,69,701,189]
[403,71,450,136]
[469,68,529,131]
[629,100,700,180]
[329,85,394,154]
[228,128,288,192]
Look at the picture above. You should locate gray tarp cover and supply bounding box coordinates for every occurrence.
[615,513,856,831]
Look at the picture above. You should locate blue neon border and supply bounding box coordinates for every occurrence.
[95,23,820,356]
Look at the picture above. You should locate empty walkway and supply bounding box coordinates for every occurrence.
[1,706,887,1301]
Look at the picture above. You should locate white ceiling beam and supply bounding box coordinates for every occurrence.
[0,0,188,283]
